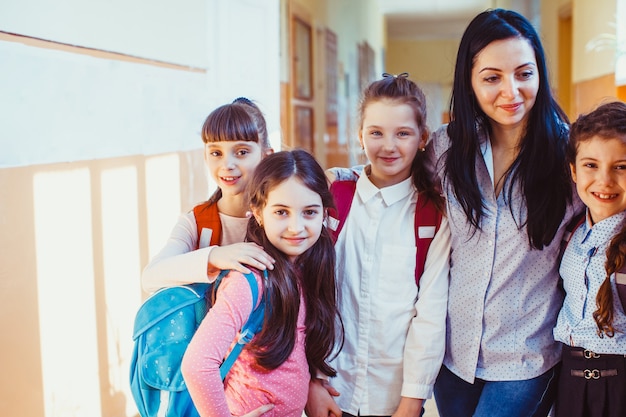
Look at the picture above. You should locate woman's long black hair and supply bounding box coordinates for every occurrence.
[445,9,571,249]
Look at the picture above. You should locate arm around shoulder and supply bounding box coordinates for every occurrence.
[326,165,364,183]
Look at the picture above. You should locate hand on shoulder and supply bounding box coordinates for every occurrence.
[208,242,275,275]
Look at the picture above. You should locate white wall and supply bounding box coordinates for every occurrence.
[0,40,211,167]
[206,0,282,150]
[0,0,208,67]
[326,0,385,163]
[0,0,281,168]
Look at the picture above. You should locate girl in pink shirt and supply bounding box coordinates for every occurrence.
[182,149,342,417]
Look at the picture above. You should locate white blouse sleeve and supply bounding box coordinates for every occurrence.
[401,215,450,400]
[141,211,216,293]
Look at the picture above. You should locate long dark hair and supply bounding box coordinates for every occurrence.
[445,9,571,248]
[244,149,342,377]
[360,73,443,210]
[568,100,626,337]
[202,97,271,204]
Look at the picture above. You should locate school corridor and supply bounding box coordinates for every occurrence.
[1,0,625,415]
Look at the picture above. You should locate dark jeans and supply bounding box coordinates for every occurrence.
[433,364,559,417]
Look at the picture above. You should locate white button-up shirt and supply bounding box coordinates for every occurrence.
[330,171,450,415]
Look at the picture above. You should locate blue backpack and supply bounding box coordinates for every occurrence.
[130,270,266,417]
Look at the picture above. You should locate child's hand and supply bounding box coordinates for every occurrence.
[208,242,275,274]
[304,378,341,417]
[391,397,424,417]
[240,404,274,417]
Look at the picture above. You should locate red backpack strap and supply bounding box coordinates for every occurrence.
[413,195,442,287]
[560,211,586,258]
[328,179,442,288]
[616,269,626,313]
[193,201,222,249]
[327,180,357,242]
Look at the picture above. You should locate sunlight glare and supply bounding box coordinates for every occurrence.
[33,168,101,417]
[145,154,182,260]
[100,166,142,416]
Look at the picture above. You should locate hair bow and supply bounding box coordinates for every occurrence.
[382,72,409,79]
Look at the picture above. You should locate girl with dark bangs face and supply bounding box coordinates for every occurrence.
[141,97,275,294]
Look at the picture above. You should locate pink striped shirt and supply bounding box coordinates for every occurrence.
[182,270,309,417]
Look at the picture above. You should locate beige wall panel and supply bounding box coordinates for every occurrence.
[573,73,620,115]
[572,0,617,82]
[386,39,458,85]
[0,148,207,416]
[540,0,571,88]
[0,165,44,417]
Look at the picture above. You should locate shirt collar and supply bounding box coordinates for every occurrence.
[475,126,498,185]
[581,209,626,245]
[356,165,414,206]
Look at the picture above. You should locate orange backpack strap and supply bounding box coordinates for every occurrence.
[328,179,442,287]
[192,201,222,249]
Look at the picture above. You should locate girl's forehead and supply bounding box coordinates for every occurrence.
[266,177,320,202]
[364,99,412,112]
[575,135,626,155]
[362,100,419,123]
[206,140,261,148]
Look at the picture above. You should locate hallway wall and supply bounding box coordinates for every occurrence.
[542,0,623,117]
[0,1,280,416]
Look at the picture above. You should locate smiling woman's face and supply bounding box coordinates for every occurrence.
[471,37,539,132]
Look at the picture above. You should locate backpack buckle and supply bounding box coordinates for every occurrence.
[238,328,255,344]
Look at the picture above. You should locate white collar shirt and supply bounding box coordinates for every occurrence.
[330,170,450,415]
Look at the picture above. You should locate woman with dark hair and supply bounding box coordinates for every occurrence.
[428,9,582,417]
